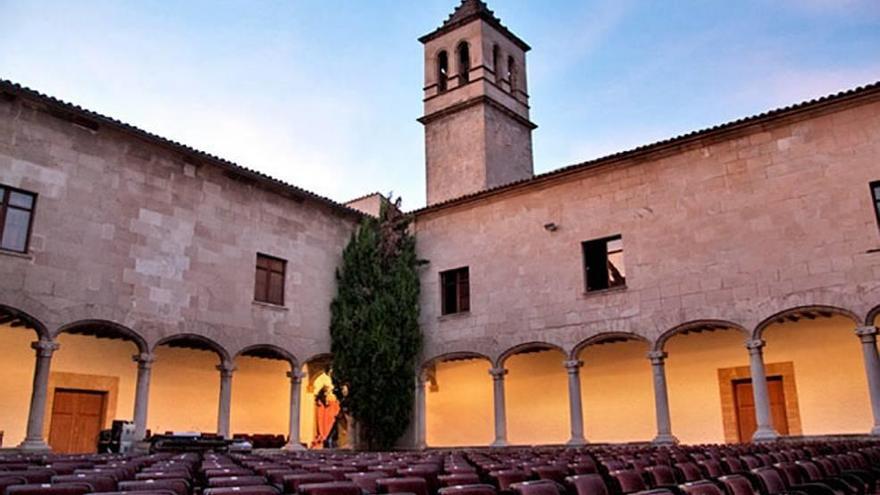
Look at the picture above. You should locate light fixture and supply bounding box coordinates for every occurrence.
[544,222,558,232]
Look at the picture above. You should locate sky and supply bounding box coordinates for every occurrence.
[2,1,879,210]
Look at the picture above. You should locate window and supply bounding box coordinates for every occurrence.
[507,56,517,92]
[437,51,449,92]
[0,185,37,254]
[254,253,286,306]
[457,42,470,84]
[872,181,880,230]
[582,235,626,292]
[440,267,470,315]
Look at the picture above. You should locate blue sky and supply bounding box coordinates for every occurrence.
[2,0,879,209]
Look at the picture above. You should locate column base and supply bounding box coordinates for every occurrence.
[415,442,428,451]
[566,436,587,447]
[751,427,780,442]
[652,433,679,445]
[871,425,880,436]
[490,439,508,448]
[282,441,307,451]
[17,438,51,452]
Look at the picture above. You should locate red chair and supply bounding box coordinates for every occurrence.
[609,470,647,495]
[119,478,190,495]
[203,487,279,495]
[564,474,609,495]
[509,480,562,495]
[717,475,759,495]
[438,485,497,495]
[377,477,429,495]
[282,474,335,495]
[8,482,94,495]
[439,474,481,488]
[298,483,362,495]
[345,472,386,494]
[679,481,724,495]
[52,474,117,493]
[489,471,530,492]
[1,476,29,495]
[644,466,677,488]
[207,477,270,488]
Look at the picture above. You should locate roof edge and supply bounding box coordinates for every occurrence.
[0,79,364,220]
[413,80,880,216]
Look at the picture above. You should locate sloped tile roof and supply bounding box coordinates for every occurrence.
[419,0,530,51]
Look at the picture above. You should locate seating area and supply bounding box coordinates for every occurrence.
[1,441,879,495]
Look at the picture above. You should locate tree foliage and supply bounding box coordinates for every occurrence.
[330,197,422,450]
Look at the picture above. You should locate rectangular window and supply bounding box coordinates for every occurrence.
[0,185,37,254]
[440,267,470,315]
[872,181,880,231]
[582,235,626,292]
[254,253,286,306]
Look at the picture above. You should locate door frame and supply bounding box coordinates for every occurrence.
[44,372,119,439]
[717,361,802,443]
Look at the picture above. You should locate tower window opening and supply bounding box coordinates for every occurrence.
[507,56,517,93]
[457,42,470,84]
[437,51,449,92]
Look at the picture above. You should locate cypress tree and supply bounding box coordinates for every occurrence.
[330,197,422,450]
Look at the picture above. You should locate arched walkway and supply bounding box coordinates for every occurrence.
[498,342,568,446]
[660,320,752,444]
[0,305,45,449]
[758,306,869,436]
[150,334,231,438]
[232,345,302,449]
[573,333,653,443]
[421,352,493,447]
[46,320,148,453]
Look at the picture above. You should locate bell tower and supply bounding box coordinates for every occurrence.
[419,0,536,206]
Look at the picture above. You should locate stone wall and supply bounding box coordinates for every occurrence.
[414,94,880,366]
[0,94,359,363]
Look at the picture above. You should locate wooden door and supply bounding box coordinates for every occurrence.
[734,376,789,442]
[48,389,106,453]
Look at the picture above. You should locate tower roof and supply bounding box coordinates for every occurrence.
[419,0,530,51]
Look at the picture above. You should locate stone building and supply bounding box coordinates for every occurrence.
[1,0,879,452]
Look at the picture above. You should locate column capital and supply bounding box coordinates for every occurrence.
[32,339,59,357]
[489,367,508,379]
[647,350,667,364]
[217,360,236,377]
[746,339,766,353]
[563,360,583,372]
[133,352,156,368]
[857,326,878,343]
[287,369,305,383]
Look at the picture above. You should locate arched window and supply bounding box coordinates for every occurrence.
[507,55,517,93]
[437,51,449,92]
[457,42,470,84]
[492,45,501,84]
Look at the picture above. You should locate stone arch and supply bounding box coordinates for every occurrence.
[422,351,491,373]
[456,40,471,83]
[865,304,880,326]
[653,319,749,353]
[54,319,149,354]
[496,341,566,368]
[0,303,49,339]
[753,305,861,340]
[153,333,231,363]
[570,332,650,360]
[235,344,298,371]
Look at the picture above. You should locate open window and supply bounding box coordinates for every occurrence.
[457,42,470,84]
[582,235,626,292]
[440,267,470,315]
[437,51,449,92]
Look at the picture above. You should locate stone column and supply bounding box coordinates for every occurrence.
[18,339,60,451]
[415,371,428,450]
[856,326,880,435]
[564,359,587,446]
[746,339,779,441]
[216,360,235,439]
[489,367,508,447]
[283,369,306,450]
[648,350,678,444]
[132,352,155,441]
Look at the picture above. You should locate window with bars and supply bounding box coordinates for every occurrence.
[254,253,286,306]
[872,181,880,231]
[582,235,626,292]
[0,185,37,254]
[440,267,470,315]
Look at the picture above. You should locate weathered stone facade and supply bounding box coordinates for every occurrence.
[414,92,880,367]
[0,86,359,365]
